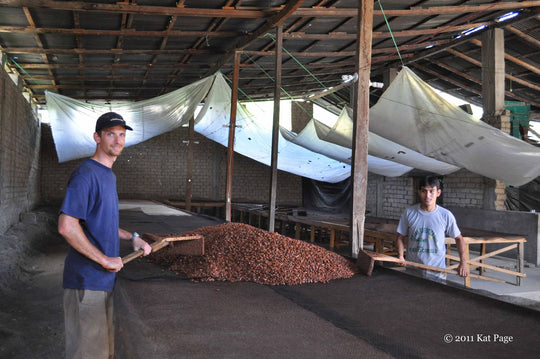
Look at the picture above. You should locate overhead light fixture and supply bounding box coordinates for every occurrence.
[496,11,520,22]
[425,44,434,49]
[461,25,487,36]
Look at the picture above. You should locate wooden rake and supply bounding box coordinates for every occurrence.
[357,249,503,283]
[122,233,204,265]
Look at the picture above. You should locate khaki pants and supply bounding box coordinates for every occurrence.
[64,289,114,359]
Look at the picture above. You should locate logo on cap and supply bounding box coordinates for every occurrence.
[95,112,133,132]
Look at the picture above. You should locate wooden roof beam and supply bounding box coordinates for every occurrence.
[444,48,540,93]
[2,1,539,17]
[204,0,306,77]
[413,62,540,107]
[470,38,540,77]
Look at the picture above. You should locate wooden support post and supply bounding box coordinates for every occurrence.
[268,24,282,233]
[350,0,374,259]
[480,244,486,275]
[225,50,241,222]
[481,28,505,120]
[185,115,195,212]
[518,241,524,286]
[310,225,315,243]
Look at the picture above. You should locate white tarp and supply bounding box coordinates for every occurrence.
[46,75,215,162]
[313,107,461,175]
[280,120,413,177]
[46,65,540,186]
[369,67,540,186]
[194,73,351,183]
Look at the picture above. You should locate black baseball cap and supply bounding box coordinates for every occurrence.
[95,112,133,132]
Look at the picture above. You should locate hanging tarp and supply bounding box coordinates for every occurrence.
[312,107,460,175]
[46,65,540,187]
[46,74,215,162]
[280,120,412,177]
[369,67,540,186]
[194,73,351,183]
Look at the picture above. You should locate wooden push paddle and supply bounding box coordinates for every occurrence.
[122,233,204,265]
[357,249,503,282]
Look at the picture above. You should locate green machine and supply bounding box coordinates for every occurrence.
[505,101,531,139]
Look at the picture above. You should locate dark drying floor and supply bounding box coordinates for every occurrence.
[1,201,539,359]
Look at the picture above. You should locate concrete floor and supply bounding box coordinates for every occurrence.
[1,200,539,359]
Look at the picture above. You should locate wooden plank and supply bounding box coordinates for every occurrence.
[320,221,349,231]
[122,234,204,264]
[446,253,526,277]
[361,250,504,283]
[357,249,375,276]
[445,236,526,244]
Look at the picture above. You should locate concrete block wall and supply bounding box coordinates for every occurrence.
[443,169,485,208]
[366,169,507,220]
[365,175,414,220]
[0,63,41,234]
[40,124,303,206]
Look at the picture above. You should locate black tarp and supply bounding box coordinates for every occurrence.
[302,177,351,214]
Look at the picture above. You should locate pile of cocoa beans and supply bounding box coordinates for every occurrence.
[149,222,357,285]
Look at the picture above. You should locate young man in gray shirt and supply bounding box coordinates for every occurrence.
[396,175,469,282]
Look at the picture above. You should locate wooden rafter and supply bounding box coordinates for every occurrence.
[1,0,538,17]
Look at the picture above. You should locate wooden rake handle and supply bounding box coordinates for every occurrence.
[121,234,203,265]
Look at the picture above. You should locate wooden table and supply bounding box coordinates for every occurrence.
[230,205,527,287]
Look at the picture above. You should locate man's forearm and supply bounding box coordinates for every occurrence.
[455,235,469,263]
[119,228,133,241]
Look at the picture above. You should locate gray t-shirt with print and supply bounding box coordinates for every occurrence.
[397,204,461,279]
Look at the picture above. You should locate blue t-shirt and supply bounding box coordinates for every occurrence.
[61,158,120,292]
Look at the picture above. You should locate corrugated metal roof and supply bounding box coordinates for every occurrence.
[0,0,537,115]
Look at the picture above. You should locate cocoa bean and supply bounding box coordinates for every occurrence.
[149,222,357,285]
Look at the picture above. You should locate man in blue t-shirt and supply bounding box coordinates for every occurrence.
[396,175,469,282]
[58,112,152,359]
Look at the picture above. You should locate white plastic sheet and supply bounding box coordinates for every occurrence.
[46,75,215,162]
[194,73,351,183]
[46,66,540,186]
[280,120,413,177]
[313,107,461,175]
[369,67,540,186]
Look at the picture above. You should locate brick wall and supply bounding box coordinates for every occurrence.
[365,174,414,220]
[40,125,303,206]
[443,169,485,208]
[365,170,501,220]
[0,63,41,234]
